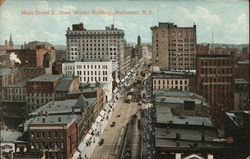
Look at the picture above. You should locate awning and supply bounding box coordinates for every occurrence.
[85,133,92,141]
[100,110,105,117]
[96,116,102,123]
[91,123,97,131]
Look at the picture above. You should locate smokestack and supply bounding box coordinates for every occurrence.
[10,52,21,64]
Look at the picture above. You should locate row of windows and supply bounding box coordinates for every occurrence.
[76,70,108,76]
[28,93,53,97]
[30,131,64,139]
[69,39,120,43]
[170,53,195,56]
[200,60,233,66]
[70,48,119,52]
[71,47,118,51]
[154,85,188,90]
[27,98,53,104]
[69,56,117,60]
[68,31,123,35]
[80,76,108,82]
[66,64,108,70]
[169,43,195,47]
[154,79,188,85]
[69,52,118,56]
[4,88,25,94]
[30,141,64,150]
[200,68,232,74]
[4,95,25,101]
[76,65,108,69]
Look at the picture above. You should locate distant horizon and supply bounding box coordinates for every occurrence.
[0,0,249,45]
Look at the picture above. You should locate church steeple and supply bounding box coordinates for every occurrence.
[9,34,13,46]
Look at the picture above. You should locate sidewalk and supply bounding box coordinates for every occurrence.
[72,100,119,159]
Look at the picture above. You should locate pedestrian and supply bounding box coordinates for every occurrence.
[85,154,87,158]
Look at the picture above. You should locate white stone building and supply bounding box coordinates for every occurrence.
[62,59,113,101]
[66,23,125,79]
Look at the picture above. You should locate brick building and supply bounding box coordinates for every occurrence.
[153,90,231,159]
[28,94,98,141]
[26,115,79,159]
[197,44,210,55]
[234,60,249,81]
[26,75,62,113]
[54,75,80,101]
[196,54,234,126]
[151,22,197,70]
[6,45,55,74]
[67,83,105,122]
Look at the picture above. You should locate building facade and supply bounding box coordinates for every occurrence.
[26,115,78,159]
[151,22,197,70]
[62,59,113,101]
[54,76,80,101]
[153,70,196,92]
[196,54,234,126]
[6,45,55,74]
[25,75,62,113]
[66,23,125,78]
[234,79,249,111]
[234,60,249,81]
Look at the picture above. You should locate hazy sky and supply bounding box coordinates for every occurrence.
[0,0,249,45]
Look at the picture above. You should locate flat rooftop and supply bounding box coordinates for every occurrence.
[29,74,62,82]
[0,130,23,142]
[0,68,19,75]
[29,98,95,116]
[26,114,78,125]
[155,127,217,142]
[55,75,78,91]
[64,58,111,63]
[156,111,213,127]
[154,90,209,107]
[68,83,105,94]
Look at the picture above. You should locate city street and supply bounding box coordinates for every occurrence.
[91,100,141,159]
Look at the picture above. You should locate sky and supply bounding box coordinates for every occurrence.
[0,0,249,45]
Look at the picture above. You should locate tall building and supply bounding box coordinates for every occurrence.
[196,54,234,126]
[151,22,197,70]
[66,23,125,78]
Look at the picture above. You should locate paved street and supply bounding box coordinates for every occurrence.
[91,99,142,159]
